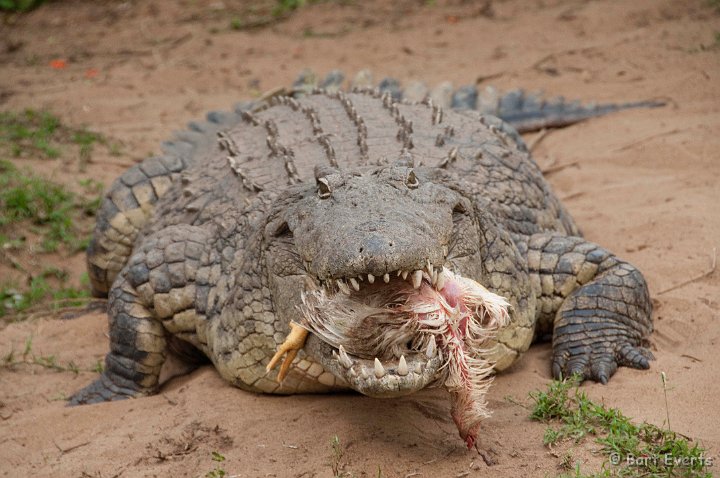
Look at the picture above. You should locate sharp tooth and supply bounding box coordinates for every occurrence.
[367,273,375,284]
[374,358,386,378]
[383,273,390,283]
[412,270,423,289]
[337,280,350,295]
[349,368,357,377]
[361,369,368,379]
[432,269,438,285]
[414,362,422,374]
[426,336,437,358]
[442,245,448,257]
[349,277,360,291]
[338,345,353,368]
[397,355,408,376]
[427,260,433,277]
[357,275,363,281]
[436,272,446,291]
[401,270,409,280]
[397,270,402,277]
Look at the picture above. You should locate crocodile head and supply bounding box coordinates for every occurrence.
[264,155,498,400]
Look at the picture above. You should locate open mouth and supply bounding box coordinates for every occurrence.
[298,262,511,448]
[300,261,448,398]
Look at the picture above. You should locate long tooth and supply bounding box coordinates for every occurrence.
[349,277,360,291]
[412,270,423,289]
[436,272,446,291]
[427,260,433,277]
[337,280,351,295]
[361,368,368,379]
[414,362,422,374]
[397,270,402,277]
[397,355,408,376]
[338,345,353,368]
[426,336,437,358]
[401,270,409,280]
[367,273,375,284]
[432,269,438,285]
[383,273,390,283]
[374,358,386,378]
[349,368,357,377]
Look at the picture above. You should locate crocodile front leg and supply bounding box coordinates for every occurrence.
[70,224,211,404]
[526,234,653,383]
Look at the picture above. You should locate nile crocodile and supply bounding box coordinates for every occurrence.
[70,74,654,448]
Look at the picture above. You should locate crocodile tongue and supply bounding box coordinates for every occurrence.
[300,269,510,448]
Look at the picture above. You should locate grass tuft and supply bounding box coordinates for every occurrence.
[0,160,100,254]
[0,0,44,12]
[529,376,712,477]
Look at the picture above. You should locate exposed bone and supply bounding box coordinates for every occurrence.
[398,355,409,376]
[374,358,386,378]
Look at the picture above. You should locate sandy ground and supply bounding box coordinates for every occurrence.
[1,0,719,476]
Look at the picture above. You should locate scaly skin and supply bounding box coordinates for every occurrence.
[71,87,653,407]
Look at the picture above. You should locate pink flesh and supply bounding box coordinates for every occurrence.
[401,275,495,449]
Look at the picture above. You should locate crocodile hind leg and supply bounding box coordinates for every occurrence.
[526,234,653,383]
[87,110,248,297]
[71,224,211,404]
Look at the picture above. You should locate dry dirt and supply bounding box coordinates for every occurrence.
[1,0,719,477]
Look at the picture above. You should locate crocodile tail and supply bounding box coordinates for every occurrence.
[477,88,666,133]
[295,70,665,133]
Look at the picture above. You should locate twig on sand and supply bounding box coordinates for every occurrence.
[657,248,717,295]
[53,439,90,455]
[528,128,551,152]
[613,128,682,153]
[542,160,579,176]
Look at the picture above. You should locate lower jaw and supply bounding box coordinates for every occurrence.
[303,334,444,398]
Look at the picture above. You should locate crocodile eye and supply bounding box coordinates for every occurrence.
[317,177,332,199]
[405,170,419,189]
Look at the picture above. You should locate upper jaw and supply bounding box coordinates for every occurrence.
[306,257,450,294]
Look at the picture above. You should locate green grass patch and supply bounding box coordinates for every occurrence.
[2,335,96,374]
[0,0,44,12]
[0,159,101,253]
[0,109,119,169]
[205,451,227,478]
[530,376,712,477]
[0,271,91,318]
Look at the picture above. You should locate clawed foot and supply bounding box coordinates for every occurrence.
[68,374,141,405]
[552,341,654,384]
[266,322,309,382]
